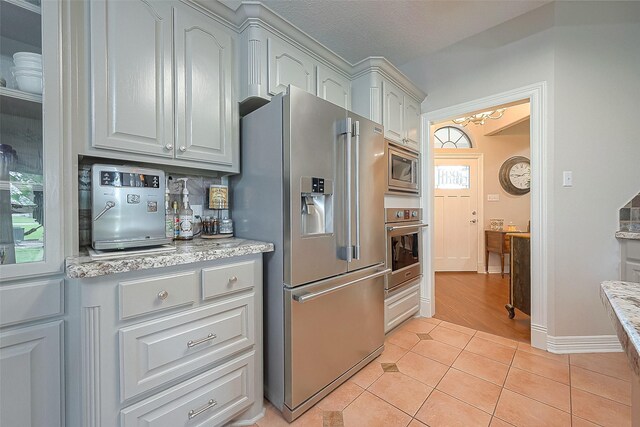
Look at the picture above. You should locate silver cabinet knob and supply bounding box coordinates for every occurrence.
[179,146,187,152]
[165,144,173,150]
[158,290,169,300]
[229,276,238,284]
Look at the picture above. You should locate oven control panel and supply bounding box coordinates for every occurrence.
[385,208,422,223]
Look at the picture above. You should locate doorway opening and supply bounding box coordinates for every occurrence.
[429,100,532,344]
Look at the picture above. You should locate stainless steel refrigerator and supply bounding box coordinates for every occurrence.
[231,86,388,421]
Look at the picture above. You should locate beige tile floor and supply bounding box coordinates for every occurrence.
[251,317,633,427]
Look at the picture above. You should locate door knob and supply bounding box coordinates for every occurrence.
[470,219,477,223]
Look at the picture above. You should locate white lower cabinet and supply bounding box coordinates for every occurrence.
[0,321,63,427]
[621,239,640,282]
[385,283,420,333]
[121,351,255,427]
[65,254,263,427]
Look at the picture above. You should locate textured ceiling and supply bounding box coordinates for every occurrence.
[235,0,550,66]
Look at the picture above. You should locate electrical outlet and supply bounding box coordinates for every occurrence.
[192,204,203,218]
[487,194,500,202]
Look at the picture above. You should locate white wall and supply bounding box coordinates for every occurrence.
[402,1,640,338]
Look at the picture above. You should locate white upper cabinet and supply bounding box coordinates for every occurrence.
[91,0,174,157]
[267,36,315,96]
[316,65,351,110]
[89,1,239,172]
[0,0,64,280]
[383,80,404,144]
[174,6,236,167]
[403,96,421,151]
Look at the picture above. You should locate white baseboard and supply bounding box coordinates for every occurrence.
[486,266,510,274]
[420,297,433,317]
[530,323,547,350]
[546,335,622,354]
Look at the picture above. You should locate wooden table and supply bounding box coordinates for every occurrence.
[485,230,511,277]
[506,233,531,319]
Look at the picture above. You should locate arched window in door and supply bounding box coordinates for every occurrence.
[433,126,472,149]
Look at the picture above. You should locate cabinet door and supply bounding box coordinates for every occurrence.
[267,37,315,96]
[383,80,404,143]
[316,65,351,109]
[0,321,62,427]
[174,5,236,167]
[0,0,63,280]
[91,0,174,157]
[403,96,421,151]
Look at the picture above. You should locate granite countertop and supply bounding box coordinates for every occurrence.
[66,238,274,279]
[616,231,640,240]
[600,281,640,377]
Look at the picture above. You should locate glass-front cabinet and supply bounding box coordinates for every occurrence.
[0,0,62,280]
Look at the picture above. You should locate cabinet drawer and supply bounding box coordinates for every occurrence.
[385,282,420,333]
[0,279,63,327]
[202,260,255,300]
[120,292,255,400]
[119,271,198,320]
[121,350,255,427]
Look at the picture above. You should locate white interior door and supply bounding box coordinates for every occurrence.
[434,157,479,271]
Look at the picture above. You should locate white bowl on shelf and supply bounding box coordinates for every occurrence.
[12,69,43,94]
[13,59,42,71]
[13,52,42,63]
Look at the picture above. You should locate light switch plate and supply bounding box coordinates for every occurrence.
[563,171,573,187]
[487,194,500,201]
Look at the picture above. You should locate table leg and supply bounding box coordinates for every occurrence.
[486,250,489,273]
[500,254,505,278]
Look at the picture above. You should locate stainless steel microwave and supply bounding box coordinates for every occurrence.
[387,142,420,194]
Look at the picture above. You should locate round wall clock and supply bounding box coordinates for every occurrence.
[499,156,531,195]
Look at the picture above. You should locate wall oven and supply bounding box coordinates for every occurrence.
[385,208,427,294]
[387,142,420,194]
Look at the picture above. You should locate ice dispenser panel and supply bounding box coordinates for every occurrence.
[301,176,333,236]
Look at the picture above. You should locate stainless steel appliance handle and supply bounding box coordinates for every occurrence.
[386,223,429,232]
[353,120,361,260]
[93,200,116,221]
[340,118,353,262]
[293,268,391,303]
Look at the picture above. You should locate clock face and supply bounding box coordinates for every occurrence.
[499,156,531,195]
[509,162,531,190]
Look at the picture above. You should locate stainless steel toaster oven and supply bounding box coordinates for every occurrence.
[91,164,171,250]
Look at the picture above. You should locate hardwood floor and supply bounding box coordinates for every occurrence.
[434,272,531,343]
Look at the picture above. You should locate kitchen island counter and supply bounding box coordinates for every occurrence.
[66,238,274,279]
[601,281,640,376]
[616,231,640,240]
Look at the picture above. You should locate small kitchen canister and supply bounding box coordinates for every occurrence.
[209,185,229,209]
[219,218,233,235]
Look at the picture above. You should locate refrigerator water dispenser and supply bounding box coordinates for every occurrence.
[300,176,333,236]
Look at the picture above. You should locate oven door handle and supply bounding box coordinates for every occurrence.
[293,268,391,303]
[386,223,428,232]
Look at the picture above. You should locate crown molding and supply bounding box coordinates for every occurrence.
[189,0,426,100]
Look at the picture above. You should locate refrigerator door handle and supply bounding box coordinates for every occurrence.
[353,120,361,260]
[293,268,391,303]
[339,118,353,262]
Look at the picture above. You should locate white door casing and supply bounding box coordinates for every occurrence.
[422,82,549,350]
[434,156,482,272]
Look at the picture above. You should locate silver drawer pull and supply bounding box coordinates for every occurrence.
[157,290,169,300]
[188,399,217,419]
[187,333,217,348]
[229,276,238,284]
